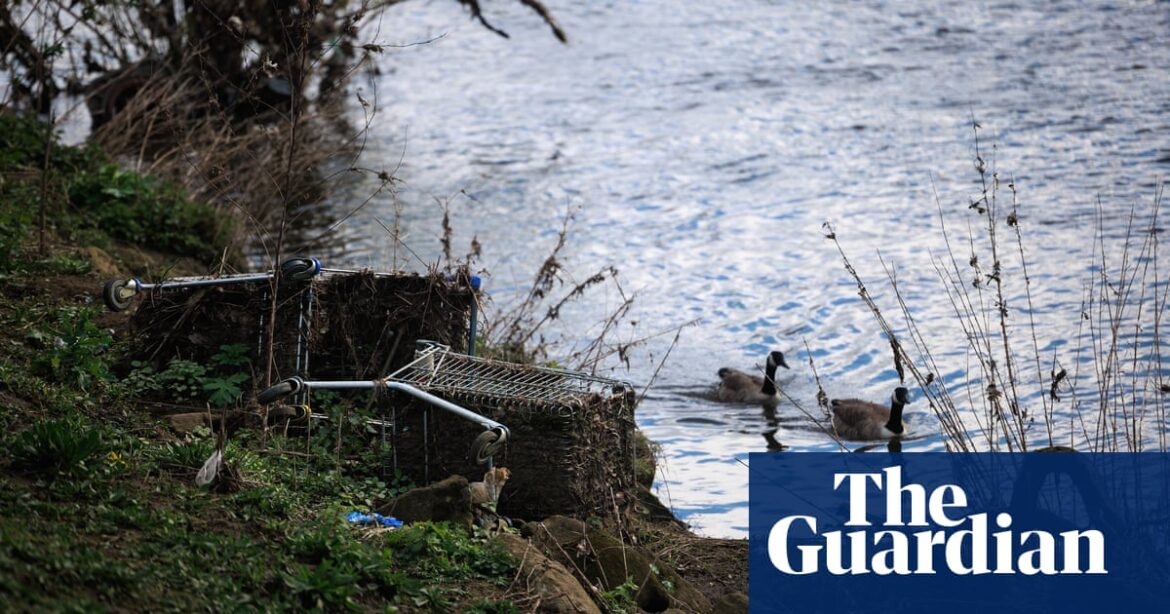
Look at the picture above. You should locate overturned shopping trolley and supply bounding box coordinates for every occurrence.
[260,341,639,518]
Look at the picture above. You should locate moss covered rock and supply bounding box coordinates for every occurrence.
[530,515,711,613]
[496,533,601,613]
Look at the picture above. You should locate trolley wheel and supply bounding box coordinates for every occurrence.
[103,279,135,312]
[269,404,311,425]
[470,427,508,464]
[257,377,303,404]
[270,404,309,420]
[280,258,321,282]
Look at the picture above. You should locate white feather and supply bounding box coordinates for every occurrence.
[195,449,223,486]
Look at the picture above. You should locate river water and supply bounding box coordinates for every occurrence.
[321,0,1170,537]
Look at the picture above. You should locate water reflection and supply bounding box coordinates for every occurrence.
[326,0,1170,536]
[761,405,789,452]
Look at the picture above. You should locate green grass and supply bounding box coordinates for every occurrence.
[0,348,515,612]
[0,422,520,612]
[9,415,105,475]
[67,164,230,262]
[0,112,233,272]
[0,114,525,612]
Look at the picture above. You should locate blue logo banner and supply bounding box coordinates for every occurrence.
[748,453,1170,613]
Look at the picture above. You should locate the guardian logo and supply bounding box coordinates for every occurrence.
[767,466,1107,576]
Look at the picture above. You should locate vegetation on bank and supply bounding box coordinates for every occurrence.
[1,3,727,610]
[818,122,1168,453]
[0,115,524,612]
[0,114,740,613]
[0,114,235,268]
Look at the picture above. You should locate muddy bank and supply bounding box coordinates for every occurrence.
[0,113,745,612]
[114,249,744,611]
[124,257,746,611]
[372,470,746,613]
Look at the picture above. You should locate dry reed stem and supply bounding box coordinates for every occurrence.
[832,121,1166,453]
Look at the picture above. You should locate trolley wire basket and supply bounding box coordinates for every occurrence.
[384,341,639,518]
[388,341,635,415]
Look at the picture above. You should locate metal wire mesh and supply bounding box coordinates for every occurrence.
[387,342,633,412]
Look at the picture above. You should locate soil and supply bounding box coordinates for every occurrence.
[0,241,749,612]
[642,523,749,602]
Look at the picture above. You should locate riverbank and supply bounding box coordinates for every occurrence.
[0,114,746,612]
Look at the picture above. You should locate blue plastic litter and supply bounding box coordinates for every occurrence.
[346,511,403,528]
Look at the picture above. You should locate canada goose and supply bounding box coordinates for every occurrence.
[717,351,790,407]
[830,387,910,441]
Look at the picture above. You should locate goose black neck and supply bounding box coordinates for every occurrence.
[762,362,778,396]
[885,397,906,435]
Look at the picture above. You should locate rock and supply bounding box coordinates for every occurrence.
[496,533,600,614]
[531,516,711,613]
[531,515,588,545]
[83,246,121,277]
[167,410,255,435]
[377,475,473,527]
[169,412,209,434]
[712,591,749,614]
[633,484,685,527]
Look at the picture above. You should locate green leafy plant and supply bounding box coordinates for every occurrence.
[232,484,297,520]
[117,361,162,399]
[30,252,92,275]
[35,307,112,390]
[204,372,248,408]
[0,113,220,272]
[11,416,104,475]
[122,344,251,407]
[154,439,217,472]
[0,113,100,173]
[283,559,360,611]
[465,599,520,614]
[281,517,407,604]
[68,164,229,262]
[0,189,33,272]
[410,586,452,611]
[154,359,208,403]
[210,343,250,368]
[384,522,517,582]
[289,521,351,564]
[598,576,640,613]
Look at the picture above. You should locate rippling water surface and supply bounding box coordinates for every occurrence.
[320,0,1170,537]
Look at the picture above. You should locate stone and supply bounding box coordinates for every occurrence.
[530,516,711,613]
[168,412,209,434]
[633,484,684,526]
[377,475,473,527]
[83,246,121,277]
[496,533,600,614]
